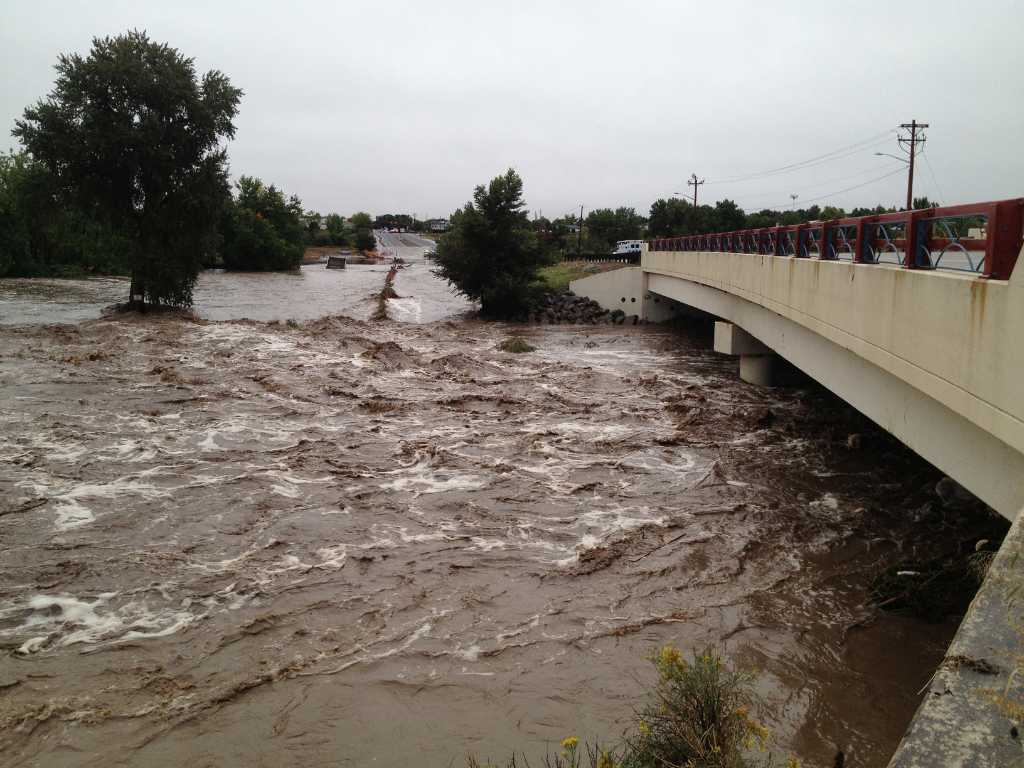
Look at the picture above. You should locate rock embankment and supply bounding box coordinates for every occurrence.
[530,292,638,325]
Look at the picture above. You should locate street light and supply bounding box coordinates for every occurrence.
[875,151,909,164]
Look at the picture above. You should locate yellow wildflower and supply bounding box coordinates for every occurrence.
[561,736,578,751]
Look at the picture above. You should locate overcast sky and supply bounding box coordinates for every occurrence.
[2,0,1022,219]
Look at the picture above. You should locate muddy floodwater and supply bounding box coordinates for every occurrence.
[0,262,468,326]
[0,266,964,767]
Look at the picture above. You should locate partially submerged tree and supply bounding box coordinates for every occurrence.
[349,211,376,252]
[14,30,242,307]
[433,168,549,318]
[221,176,305,270]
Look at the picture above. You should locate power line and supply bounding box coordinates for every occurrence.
[921,149,945,204]
[739,166,907,212]
[726,163,906,203]
[704,129,898,185]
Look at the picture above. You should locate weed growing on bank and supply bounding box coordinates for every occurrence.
[469,646,792,768]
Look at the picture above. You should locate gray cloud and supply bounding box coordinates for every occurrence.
[3,0,1021,219]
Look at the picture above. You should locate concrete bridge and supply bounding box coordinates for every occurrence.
[570,199,1024,766]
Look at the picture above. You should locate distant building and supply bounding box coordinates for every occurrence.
[427,218,450,232]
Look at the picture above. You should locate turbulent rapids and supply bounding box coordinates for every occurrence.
[0,265,966,767]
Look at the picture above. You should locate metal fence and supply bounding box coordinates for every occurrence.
[648,199,1024,280]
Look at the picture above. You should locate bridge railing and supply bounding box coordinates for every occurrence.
[648,198,1024,279]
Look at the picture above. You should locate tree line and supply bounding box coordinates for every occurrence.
[527,195,939,258]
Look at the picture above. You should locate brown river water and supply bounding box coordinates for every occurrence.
[0,261,972,767]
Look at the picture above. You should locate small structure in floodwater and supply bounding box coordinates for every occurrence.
[326,255,347,269]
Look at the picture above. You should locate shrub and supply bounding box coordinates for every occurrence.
[498,337,535,353]
[468,646,782,768]
[621,646,770,768]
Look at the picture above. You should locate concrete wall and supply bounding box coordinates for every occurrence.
[642,249,1024,520]
[888,507,1024,767]
[569,266,679,323]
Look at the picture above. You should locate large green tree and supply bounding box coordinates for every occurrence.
[433,168,549,318]
[221,176,305,270]
[13,30,241,307]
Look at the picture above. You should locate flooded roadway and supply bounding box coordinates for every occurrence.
[0,262,966,767]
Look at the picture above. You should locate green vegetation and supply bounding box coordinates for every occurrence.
[469,646,788,768]
[433,168,552,318]
[350,211,376,253]
[221,176,305,271]
[498,337,535,353]
[0,150,132,277]
[13,30,241,306]
[582,207,645,254]
[536,261,628,294]
[620,647,772,768]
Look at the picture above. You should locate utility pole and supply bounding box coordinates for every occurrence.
[899,119,928,210]
[687,173,704,207]
[577,205,584,254]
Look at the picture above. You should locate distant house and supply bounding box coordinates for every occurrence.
[427,218,450,232]
[564,222,580,234]
[300,215,327,230]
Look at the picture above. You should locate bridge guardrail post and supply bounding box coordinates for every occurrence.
[854,216,876,263]
[904,208,934,269]
[986,199,1024,279]
[820,221,834,260]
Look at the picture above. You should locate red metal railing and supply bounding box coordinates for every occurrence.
[647,199,1024,280]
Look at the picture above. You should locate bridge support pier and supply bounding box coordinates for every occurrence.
[713,321,775,386]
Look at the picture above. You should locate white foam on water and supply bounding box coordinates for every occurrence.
[198,429,221,451]
[322,506,352,516]
[495,614,541,643]
[453,643,483,661]
[1,593,198,654]
[48,476,170,531]
[53,498,95,530]
[379,458,484,497]
[469,537,507,552]
[315,544,347,569]
[270,483,301,499]
[524,422,633,441]
[388,297,423,323]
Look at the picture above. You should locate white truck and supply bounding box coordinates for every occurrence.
[611,240,643,257]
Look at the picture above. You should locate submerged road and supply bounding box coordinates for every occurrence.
[375,229,436,263]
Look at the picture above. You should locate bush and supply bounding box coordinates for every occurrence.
[468,646,785,768]
[498,337,535,353]
[621,647,771,768]
[354,229,376,253]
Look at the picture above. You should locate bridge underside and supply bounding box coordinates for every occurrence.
[645,272,1023,520]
